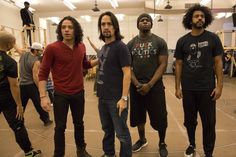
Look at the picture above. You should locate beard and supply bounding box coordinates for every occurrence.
[192,21,205,29]
[102,32,112,39]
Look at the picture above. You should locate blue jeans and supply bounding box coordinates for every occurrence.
[98,98,132,157]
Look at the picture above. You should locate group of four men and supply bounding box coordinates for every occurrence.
[0,3,223,157]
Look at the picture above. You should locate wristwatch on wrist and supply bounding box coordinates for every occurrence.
[121,96,128,101]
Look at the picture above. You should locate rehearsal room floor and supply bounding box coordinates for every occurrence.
[0,75,236,157]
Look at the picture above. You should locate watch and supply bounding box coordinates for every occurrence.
[121,96,128,101]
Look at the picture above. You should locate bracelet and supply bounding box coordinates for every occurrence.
[40,95,46,98]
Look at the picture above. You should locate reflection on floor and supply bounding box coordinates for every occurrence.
[0,75,236,157]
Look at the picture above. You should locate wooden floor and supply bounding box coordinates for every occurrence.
[0,75,236,157]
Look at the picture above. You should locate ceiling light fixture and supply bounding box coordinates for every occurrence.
[108,0,118,9]
[115,14,125,21]
[81,15,92,22]
[92,0,100,12]
[158,15,163,22]
[63,0,76,11]
[200,0,211,5]
[155,0,164,6]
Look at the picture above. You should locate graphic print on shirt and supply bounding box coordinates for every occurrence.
[97,46,110,85]
[131,41,157,59]
[186,41,208,69]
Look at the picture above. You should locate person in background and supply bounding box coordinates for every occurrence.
[127,13,169,157]
[20,1,34,46]
[97,11,132,157]
[38,16,97,157]
[18,42,53,127]
[174,4,223,157]
[0,31,42,157]
[87,36,99,94]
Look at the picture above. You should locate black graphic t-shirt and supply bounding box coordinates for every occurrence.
[174,30,223,91]
[97,40,131,99]
[0,50,18,111]
[127,34,168,83]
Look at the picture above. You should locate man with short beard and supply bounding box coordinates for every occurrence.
[97,11,132,157]
[174,4,223,157]
[127,13,169,157]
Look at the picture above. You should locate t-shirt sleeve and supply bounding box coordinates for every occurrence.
[4,55,17,78]
[212,35,224,57]
[174,38,184,60]
[119,43,131,67]
[159,38,168,56]
[39,44,54,81]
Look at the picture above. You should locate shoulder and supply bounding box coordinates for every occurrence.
[152,34,167,44]
[205,30,219,39]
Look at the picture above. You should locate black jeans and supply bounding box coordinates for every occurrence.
[182,90,216,156]
[20,84,50,123]
[1,98,32,153]
[53,90,86,157]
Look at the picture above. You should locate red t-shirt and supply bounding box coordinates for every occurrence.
[39,41,91,94]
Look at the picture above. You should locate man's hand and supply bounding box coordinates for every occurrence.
[16,105,24,120]
[211,86,222,100]
[175,89,183,99]
[117,99,127,117]
[41,96,51,112]
[137,83,151,95]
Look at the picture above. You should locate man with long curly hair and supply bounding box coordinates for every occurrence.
[38,16,97,157]
[174,4,223,157]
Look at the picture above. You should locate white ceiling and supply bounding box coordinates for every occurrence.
[10,0,236,15]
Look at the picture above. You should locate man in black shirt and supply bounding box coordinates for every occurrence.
[20,1,34,46]
[127,13,169,157]
[174,4,223,157]
[0,31,41,157]
[97,11,132,157]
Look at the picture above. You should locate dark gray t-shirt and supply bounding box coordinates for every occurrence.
[174,30,223,91]
[127,34,168,83]
[97,40,131,100]
[19,51,38,85]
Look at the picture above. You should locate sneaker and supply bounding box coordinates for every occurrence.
[44,119,53,127]
[159,143,168,157]
[184,145,195,157]
[101,154,116,157]
[25,150,41,157]
[132,138,148,152]
[77,147,92,157]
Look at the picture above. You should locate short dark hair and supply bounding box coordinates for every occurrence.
[182,4,213,29]
[24,1,30,5]
[98,11,123,42]
[56,16,83,45]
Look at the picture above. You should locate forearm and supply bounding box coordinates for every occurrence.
[175,60,183,90]
[131,69,140,86]
[122,67,131,96]
[38,80,47,97]
[215,57,223,89]
[10,82,22,107]
[148,62,167,87]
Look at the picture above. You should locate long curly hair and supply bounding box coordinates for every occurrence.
[98,11,123,42]
[56,16,83,45]
[182,4,213,30]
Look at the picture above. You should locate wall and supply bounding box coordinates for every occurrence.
[1,2,234,52]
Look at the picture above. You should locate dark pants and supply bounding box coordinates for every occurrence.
[130,82,168,131]
[182,90,216,156]
[98,98,132,157]
[1,98,32,153]
[20,84,50,123]
[53,90,86,157]
[47,89,54,104]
